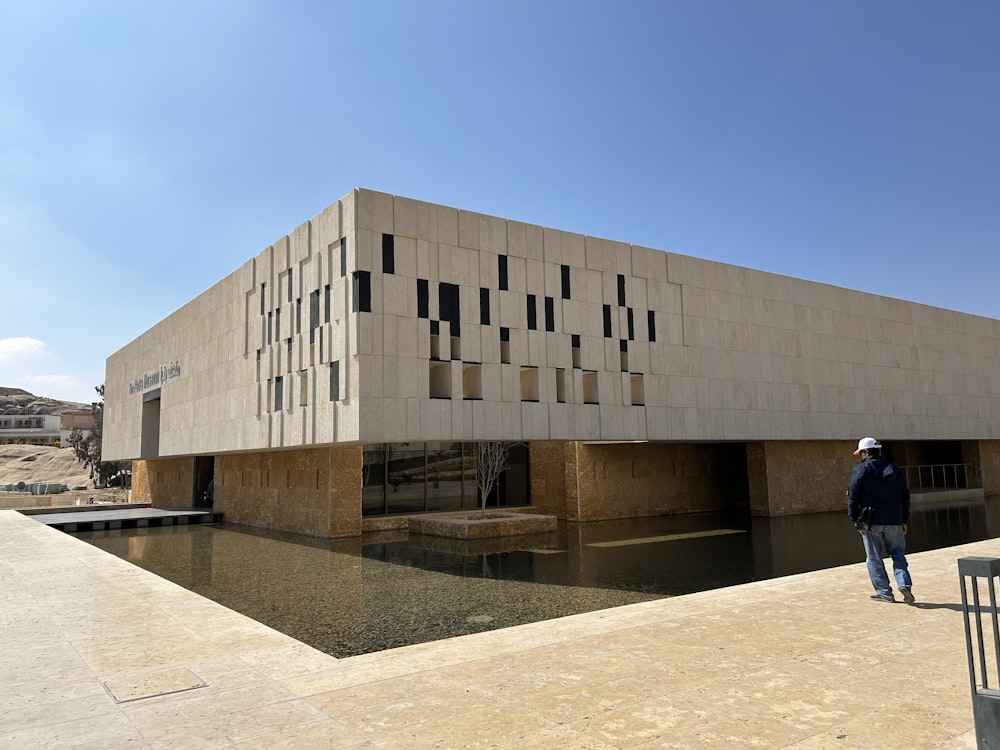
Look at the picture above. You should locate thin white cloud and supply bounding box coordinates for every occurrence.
[23,373,77,388]
[0,337,47,363]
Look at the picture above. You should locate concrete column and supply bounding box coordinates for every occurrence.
[131,457,197,508]
[215,446,362,538]
[746,441,856,516]
[528,441,581,521]
[979,441,1000,497]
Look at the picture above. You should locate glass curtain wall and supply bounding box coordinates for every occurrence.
[362,441,530,516]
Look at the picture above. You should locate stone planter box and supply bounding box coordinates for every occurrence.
[408,510,558,540]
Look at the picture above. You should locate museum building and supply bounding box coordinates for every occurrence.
[102,188,1000,538]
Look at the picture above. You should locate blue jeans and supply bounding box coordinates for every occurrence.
[861,524,912,597]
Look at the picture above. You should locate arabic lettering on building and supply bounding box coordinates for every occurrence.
[128,361,181,396]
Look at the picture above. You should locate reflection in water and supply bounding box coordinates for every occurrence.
[75,496,1000,658]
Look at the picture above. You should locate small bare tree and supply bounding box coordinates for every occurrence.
[473,441,512,518]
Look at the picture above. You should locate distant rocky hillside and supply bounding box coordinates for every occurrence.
[0,387,89,415]
[0,444,91,488]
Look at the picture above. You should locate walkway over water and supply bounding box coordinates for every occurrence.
[0,508,990,747]
[20,506,223,532]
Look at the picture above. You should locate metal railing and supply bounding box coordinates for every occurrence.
[901,463,980,493]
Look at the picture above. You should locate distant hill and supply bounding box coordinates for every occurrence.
[0,444,91,489]
[0,387,90,416]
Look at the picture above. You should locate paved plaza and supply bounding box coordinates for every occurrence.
[1,508,993,748]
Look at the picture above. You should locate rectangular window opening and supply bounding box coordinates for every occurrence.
[417,279,429,319]
[430,361,451,399]
[571,334,581,369]
[324,284,331,323]
[274,376,284,411]
[463,363,482,400]
[382,233,395,274]
[556,368,566,403]
[352,271,371,313]
[500,327,510,364]
[498,255,509,291]
[648,310,657,342]
[603,305,612,338]
[520,367,539,402]
[561,265,571,299]
[329,360,340,401]
[480,288,490,325]
[544,296,554,332]
[527,294,537,330]
[299,371,308,406]
[620,339,628,372]
[617,274,626,306]
[339,237,347,277]
[630,373,645,406]
[583,371,599,404]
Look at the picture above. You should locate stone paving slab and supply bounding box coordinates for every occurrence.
[1,509,995,748]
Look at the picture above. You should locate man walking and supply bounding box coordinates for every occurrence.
[847,437,914,604]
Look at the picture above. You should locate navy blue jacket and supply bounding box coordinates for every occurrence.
[848,456,910,526]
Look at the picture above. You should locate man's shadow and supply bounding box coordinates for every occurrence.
[910,602,998,613]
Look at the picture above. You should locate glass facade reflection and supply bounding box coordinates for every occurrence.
[362,441,530,516]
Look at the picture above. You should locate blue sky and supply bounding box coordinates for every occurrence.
[1,1,998,405]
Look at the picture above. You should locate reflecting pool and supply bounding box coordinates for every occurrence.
[74,496,1000,658]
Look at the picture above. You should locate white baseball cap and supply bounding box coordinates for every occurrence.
[853,437,881,455]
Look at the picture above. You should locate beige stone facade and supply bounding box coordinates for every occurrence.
[105,188,1000,537]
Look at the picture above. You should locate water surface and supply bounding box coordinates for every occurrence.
[75,496,1000,657]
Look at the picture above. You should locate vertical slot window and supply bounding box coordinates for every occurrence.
[340,237,347,277]
[329,360,340,401]
[480,288,490,325]
[556,368,566,403]
[274,376,284,411]
[287,338,293,372]
[260,283,266,315]
[527,294,537,330]
[500,327,510,364]
[324,284,331,323]
[620,340,628,372]
[275,308,281,340]
[617,274,626,306]
[498,255,509,290]
[287,269,293,302]
[417,279,429,318]
[648,310,656,342]
[430,320,442,360]
[296,299,302,334]
[352,270,371,313]
[571,334,581,369]
[544,296,554,332]
[630,373,645,405]
[299,371,308,406]
[561,265,571,299]
[309,290,320,342]
[267,312,273,345]
[627,308,634,340]
[382,233,395,274]
[583,371,599,404]
[603,305,612,338]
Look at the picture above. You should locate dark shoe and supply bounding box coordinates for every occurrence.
[900,587,915,604]
[870,593,895,603]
